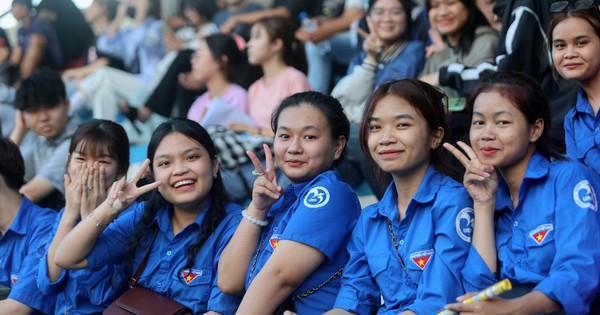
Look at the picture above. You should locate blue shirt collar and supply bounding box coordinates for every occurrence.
[152,199,211,234]
[574,87,593,115]
[374,165,442,219]
[496,152,549,210]
[9,196,35,235]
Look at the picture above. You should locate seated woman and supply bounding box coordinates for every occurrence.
[444,71,600,314]
[326,79,472,314]
[549,5,600,177]
[218,91,361,314]
[331,0,426,125]
[55,118,243,314]
[186,33,248,125]
[37,119,131,314]
[0,137,56,314]
[419,0,498,98]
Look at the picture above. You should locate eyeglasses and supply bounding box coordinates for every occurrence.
[550,0,599,13]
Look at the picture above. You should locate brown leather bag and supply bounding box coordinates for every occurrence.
[104,228,193,315]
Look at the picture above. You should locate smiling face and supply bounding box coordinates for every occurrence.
[369,0,408,44]
[367,95,441,178]
[274,104,344,184]
[152,132,218,212]
[469,91,542,171]
[551,17,600,85]
[68,142,120,189]
[428,0,469,44]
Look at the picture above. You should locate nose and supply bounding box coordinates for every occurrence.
[172,162,189,175]
[480,124,496,141]
[564,45,578,59]
[378,127,397,145]
[287,137,303,154]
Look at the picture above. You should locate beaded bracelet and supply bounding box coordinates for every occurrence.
[88,211,109,229]
[242,210,268,227]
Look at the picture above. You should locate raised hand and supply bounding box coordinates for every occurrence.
[356,16,384,63]
[64,165,86,220]
[80,162,107,218]
[105,159,160,214]
[444,141,498,206]
[246,144,283,212]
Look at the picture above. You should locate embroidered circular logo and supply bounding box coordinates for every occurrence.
[573,180,598,211]
[455,207,474,242]
[303,186,330,208]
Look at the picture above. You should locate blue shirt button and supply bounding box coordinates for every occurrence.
[399,239,404,245]
[166,251,172,256]
[513,221,518,227]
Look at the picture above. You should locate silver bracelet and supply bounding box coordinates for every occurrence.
[241,210,268,227]
[88,211,109,229]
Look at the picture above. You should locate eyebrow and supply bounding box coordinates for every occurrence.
[473,110,513,117]
[73,150,112,158]
[277,125,322,132]
[154,146,203,160]
[368,113,416,122]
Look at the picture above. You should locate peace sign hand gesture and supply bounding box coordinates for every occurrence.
[355,16,384,63]
[104,159,161,214]
[246,144,283,212]
[444,141,498,208]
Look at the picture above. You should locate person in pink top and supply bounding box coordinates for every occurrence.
[230,16,311,138]
[186,33,249,123]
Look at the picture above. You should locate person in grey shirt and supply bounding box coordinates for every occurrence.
[9,69,78,210]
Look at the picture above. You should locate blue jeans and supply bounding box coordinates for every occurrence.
[306,30,357,93]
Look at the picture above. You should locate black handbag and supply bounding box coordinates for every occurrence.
[104,228,193,315]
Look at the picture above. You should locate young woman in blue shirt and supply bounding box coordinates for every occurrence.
[326,79,473,315]
[218,91,361,314]
[444,71,600,314]
[549,5,600,177]
[55,118,242,314]
[37,119,132,314]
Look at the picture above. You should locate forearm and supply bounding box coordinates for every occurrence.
[0,299,34,315]
[9,127,26,146]
[236,7,291,25]
[471,202,497,273]
[235,266,299,315]
[319,9,363,37]
[19,35,45,79]
[19,177,55,204]
[323,309,358,315]
[54,202,118,269]
[218,203,266,294]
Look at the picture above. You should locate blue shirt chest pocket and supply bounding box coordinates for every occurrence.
[524,224,556,273]
[169,265,214,309]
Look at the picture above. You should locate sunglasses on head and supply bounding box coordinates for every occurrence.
[550,0,599,13]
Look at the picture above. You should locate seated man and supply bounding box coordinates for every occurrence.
[9,0,63,83]
[0,137,57,314]
[9,69,78,210]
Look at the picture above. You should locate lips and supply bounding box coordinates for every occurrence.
[286,160,305,167]
[563,63,582,70]
[480,147,499,156]
[172,179,196,189]
[378,150,403,159]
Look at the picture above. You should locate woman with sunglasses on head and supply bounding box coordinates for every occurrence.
[325,79,473,315]
[548,2,600,177]
[218,91,361,314]
[443,71,600,315]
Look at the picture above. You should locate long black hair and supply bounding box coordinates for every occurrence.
[125,118,229,275]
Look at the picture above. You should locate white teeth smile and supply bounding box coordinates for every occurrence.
[173,180,195,188]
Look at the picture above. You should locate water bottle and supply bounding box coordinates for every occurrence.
[299,12,331,55]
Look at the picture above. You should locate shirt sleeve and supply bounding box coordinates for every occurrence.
[36,210,69,295]
[282,179,360,261]
[285,70,312,96]
[563,109,576,160]
[207,212,243,314]
[37,139,70,194]
[86,204,143,269]
[533,165,600,314]
[333,210,381,314]
[9,211,57,314]
[406,188,472,314]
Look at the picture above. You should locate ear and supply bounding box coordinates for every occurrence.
[333,136,347,160]
[430,127,445,149]
[529,118,544,143]
[271,37,284,55]
[64,98,71,112]
[212,158,219,178]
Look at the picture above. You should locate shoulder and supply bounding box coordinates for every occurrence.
[433,175,473,211]
[283,67,308,80]
[475,25,499,38]
[404,40,426,51]
[298,171,359,209]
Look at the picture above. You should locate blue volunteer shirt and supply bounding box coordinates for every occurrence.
[86,201,242,314]
[0,197,57,314]
[462,152,600,314]
[36,206,135,314]
[245,170,361,314]
[564,88,600,177]
[334,166,473,314]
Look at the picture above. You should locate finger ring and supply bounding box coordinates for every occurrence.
[252,170,265,176]
[88,185,93,190]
